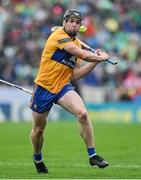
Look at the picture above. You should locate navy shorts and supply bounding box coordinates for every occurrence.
[30,83,74,113]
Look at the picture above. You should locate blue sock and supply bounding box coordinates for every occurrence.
[33,153,43,163]
[87,147,96,158]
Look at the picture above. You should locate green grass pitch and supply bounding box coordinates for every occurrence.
[0,121,141,179]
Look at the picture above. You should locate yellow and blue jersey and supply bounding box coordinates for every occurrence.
[35,27,81,93]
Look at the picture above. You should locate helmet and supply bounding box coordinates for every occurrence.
[63,9,83,21]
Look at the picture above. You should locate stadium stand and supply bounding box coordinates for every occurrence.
[0,0,141,102]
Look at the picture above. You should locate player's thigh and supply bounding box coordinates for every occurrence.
[32,110,50,129]
[57,90,86,116]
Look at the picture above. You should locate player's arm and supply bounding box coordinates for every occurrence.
[64,44,109,62]
[71,56,100,81]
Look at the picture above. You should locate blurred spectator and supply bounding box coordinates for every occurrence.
[0,4,9,50]
[116,68,141,101]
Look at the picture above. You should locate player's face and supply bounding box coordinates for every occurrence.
[64,17,81,34]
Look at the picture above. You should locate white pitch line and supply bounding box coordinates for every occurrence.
[0,161,141,169]
[112,164,141,168]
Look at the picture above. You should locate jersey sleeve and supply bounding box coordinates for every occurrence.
[57,36,74,49]
[54,30,74,50]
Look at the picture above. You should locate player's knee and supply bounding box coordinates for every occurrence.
[78,109,88,123]
[35,127,44,136]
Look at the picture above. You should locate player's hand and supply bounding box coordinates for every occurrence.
[96,49,109,61]
[95,49,100,56]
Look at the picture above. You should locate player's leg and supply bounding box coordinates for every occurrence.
[57,90,94,147]
[31,111,49,155]
[29,85,55,173]
[30,111,49,173]
[57,90,108,168]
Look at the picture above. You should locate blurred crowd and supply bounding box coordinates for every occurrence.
[0,0,141,102]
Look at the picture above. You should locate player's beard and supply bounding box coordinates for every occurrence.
[67,31,77,37]
[63,26,77,37]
